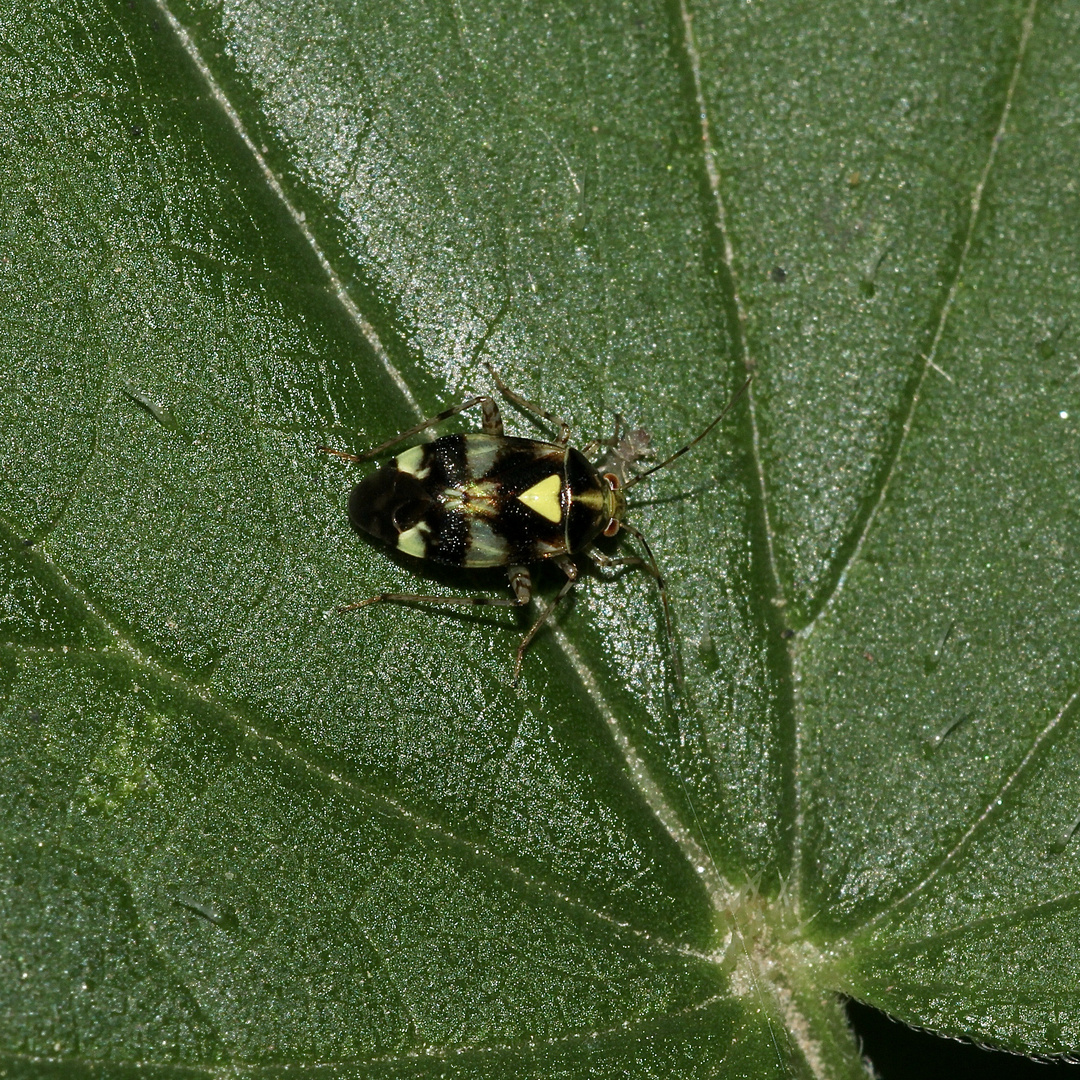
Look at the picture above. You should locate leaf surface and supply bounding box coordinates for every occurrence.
[1,0,1077,1076]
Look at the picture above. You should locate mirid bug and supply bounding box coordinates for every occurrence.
[325,366,749,684]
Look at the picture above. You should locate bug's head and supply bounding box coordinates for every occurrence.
[594,424,654,486]
[348,465,434,548]
[601,471,627,537]
[621,376,753,492]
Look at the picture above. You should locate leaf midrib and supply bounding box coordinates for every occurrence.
[3,508,720,967]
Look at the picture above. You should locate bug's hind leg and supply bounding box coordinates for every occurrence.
[485,363,571,445]
[338,575,529,614]
[512,556,578,685]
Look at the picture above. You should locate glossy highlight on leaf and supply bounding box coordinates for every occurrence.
[1,1,1078,1078]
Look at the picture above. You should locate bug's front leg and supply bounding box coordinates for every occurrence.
[581,414,623,459]
[589,531,683,687]
[512,556,578,685]
[588,548,646,573]
[507,564,532,605]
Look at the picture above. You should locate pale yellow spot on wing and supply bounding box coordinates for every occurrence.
[517,473,562,522]
[466,518,508,567]
[397,521,429,558]
[464,435,499,479]
[395,445,428,478]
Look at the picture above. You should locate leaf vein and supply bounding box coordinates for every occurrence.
[0,519,715,959]
[859,683,1080,934]
[800,0,1040,640]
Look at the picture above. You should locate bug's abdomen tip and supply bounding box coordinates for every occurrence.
[349,467,433,547]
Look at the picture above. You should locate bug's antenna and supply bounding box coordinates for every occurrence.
[623,375,751,490]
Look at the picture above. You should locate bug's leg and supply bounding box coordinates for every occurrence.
[338,584,529,614]
[582,414,621,460]
[512,556,578,685]
[485,363,571,445]
[507,564,532,605]
[340,564,528,617]
[319,445,367,464]
[480,395,504,436]
[588,548,647,573]
[601,523,683,686]
[323,393,503,463]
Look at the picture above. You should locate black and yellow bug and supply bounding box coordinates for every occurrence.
[326,366,749,684]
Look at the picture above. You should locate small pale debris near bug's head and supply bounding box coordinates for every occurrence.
[322,366,750,685]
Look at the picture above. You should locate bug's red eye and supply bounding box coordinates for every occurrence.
[603,518,621,538]
[603,472,621,489]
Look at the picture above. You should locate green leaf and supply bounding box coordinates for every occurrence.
[0,0,1076,1076]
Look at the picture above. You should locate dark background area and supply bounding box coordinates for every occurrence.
[847,1000,1080,1079]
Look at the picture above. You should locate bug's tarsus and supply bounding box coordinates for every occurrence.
[582,414,622,460]
[338,595,382,612]
[318,445,366,464]
[588,550,647,574]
